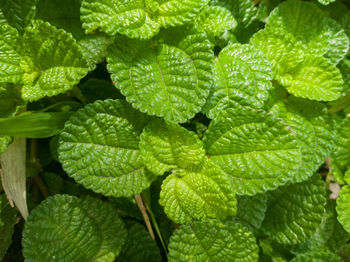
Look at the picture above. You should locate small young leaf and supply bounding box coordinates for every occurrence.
[107,30,214,123]
[0,85,24,118]
[22,195,127,262]
[168,220,259,262]
[159,159,236,223]
[58,99,156,198]
[203,107,302,195]
[0,136,11,155]
[262,174,326,245]
[139,119,205,176]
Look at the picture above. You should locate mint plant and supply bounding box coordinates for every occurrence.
[0,0,350,261]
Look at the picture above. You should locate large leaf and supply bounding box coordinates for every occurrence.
[262,174,326,245]
[203,107,302,195]
[266,0,349,64]
[0,195,18,260]
[22,195,127,262]
[168,220,259,262]
[21,20,89,101]
[58,99,156,198]
[81,0,209,39]
[139,119,205,176]
[336,185,350,233]
[203,43,274,119]
[159,159,236,223]
[290,250,342,262]
[116,223,162,262]
[107,30,213,123]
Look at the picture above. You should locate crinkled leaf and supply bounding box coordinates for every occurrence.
[58,99,156,198]
[262,174,326,245]
[159,159,236,223]
[168,220,259,262]
[81,0,209,39]
[107,30,213,123]
[21,20,89,101]
[116,223,162,262]
[194,6,237,44]
[266,0,349,64]
[0,0,37,34]
[22,195,127,262]
[339,59,350,94]
[203,43,274,119]
[234,193,268,232]
[139,119,205,176]
[336,185,350,233]
[0,85,24,118]
[0,194,18,260]
[290,250,342,262]
[203,107,302,195]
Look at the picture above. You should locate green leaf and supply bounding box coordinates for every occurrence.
[159,159,236,223]
[203,43,274,119]
[0,0,37,34]
[0,111,72,138]
[0,23,23,84]
[290,250,342,262]
[317,0,336,5]
[234,193,268,232]
[0,136,11,155]
[336,185,350,233]
[0,194,18,260]
[81,0,209,39]
[21,20,89,101]
[203,107,302,195]
[116,223,162,262]
[266,0,349,64]
[22,195,127,262]
[194,6,237,44]
[168,220,259,262]
[139,119,206,176]
[0,84,24,118]
[107,30,214,123]
[262,174,326,245]
[58,99,156,198]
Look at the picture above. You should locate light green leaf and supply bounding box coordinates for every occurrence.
[266,0,349,64]
[234,193,268,232]
[22,195,127,262]
[81,0,209,39]
[58,99,156,198]
[107,30,213,123]
[159,159,236,223]
[318,0,336,5]
[262,174,326,245]
[290,250,342,262]
[0,84,24,118]
[0,194,18,260]
[203,107,302,195]
[139,119,205,176]
[168,220,259,262]
[116,223,162,262]
[0,23,23,84]
[194,6,237,43]
[0,136,11,155]
[336,185,350,233]
[21,20,89,101]
[0,0,37,34]
[203,43,274,119]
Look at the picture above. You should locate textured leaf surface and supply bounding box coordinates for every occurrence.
[203,43,274,119]
[203,107,301,195]
[262,174,326,245]
[290,250,342,262]
[234,194,268,232]
[168,220,259,262]
[0,194,18,260]
[266,0,349,64]
[336,185,350,233]
[140,119,205,176]
[22,195,127,262]
[21,20,89,101]
[0,23,23,83]
[116,223,162,262]
[159,159,236,223]
[58,99,156,198]
[107,30,213,123]
[0,0,37,34]
[81,0,209,39]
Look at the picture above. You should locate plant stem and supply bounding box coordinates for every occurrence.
[134,194,155,239]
